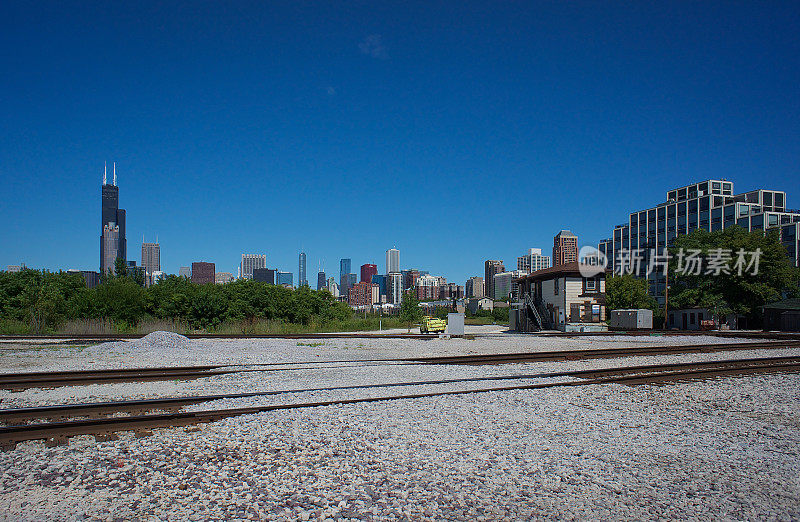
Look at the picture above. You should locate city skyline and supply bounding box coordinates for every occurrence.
[2,4,799,284]
[3,171,800,288]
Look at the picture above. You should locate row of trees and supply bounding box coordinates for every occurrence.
[0,269,354,334]
[605,227,800,324]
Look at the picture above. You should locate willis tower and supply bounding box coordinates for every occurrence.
[100,163,126,274]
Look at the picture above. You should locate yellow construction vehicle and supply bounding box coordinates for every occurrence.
[420,316,447,334]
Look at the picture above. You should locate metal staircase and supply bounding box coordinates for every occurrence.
[523,293,546,331]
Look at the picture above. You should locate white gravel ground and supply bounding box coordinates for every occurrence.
[0,332,771,373]
[0,333,798,520]
[1,374,798,520]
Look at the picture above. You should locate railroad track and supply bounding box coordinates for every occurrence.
[1,356,798,449]
[2,340,799,390]
[2,330,800,344]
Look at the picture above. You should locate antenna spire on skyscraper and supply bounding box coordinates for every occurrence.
[113,162,117,186]
[103,162,107,185]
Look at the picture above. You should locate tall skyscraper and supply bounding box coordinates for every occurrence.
[484,260,505,301]
[360,263,378,283]
[141,241,161,276]
[298,252,308,287]
[553,230,579,267]
[386,248,400,274]
[191,262,215,285]
[102,224,120,275]
[317,270,326,290]
[340,258,352,293]
[239,253,266,280]
[340,258,351,279]
[100,162,126,274]
[387,272,402,304]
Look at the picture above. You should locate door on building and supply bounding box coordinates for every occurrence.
[570,303,580,322]
[682,313,688,330]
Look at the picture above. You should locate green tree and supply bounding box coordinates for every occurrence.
[114,257,127,278]
[669,227,800,323]
[605,274,658,312]
[399,291,423,325]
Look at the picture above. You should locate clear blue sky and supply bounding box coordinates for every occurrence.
[2,2,799,283]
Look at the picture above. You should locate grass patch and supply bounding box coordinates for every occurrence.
[296,341,326,348]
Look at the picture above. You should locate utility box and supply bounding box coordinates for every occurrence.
[446,313,465,336]
[609,309,653,330]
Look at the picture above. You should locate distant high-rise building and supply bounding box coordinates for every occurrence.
[100,162,126,275]
[387,272,403,304]
[484,260,505,301]
[517,248,550,273]
[191,262,215,285]
[553,230,578,267]
[141,242,161,276]
[6,265,23,273]
[340,258,351,278]
[102,224,120,275]
[339,258,351,290]
[360,263,378,283]
[340,273,357,295]
[466,276,484,298]
[493,270,528,300]
[276,271,293,286]
[371,274,387,299]
[317,270,326,290]
[81,270,100,288]
[401,269,420,290]
[298,252,308,287]
[253,268,276,284]
[386,248,400,274]
[326,276,340,298]
[215,272,234,284]
[239,254,266,280]
[348,282,380,308]
[179,266,191,278]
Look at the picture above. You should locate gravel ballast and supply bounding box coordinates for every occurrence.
[0,333,798,520]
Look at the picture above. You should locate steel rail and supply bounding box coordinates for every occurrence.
[1,357,799,449]
[2,340,799,390]
[2,356,798,424]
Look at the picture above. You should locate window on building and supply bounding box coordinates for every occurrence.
[554,279,559,295]
[585,278,596,291]
[768,214,778,226]
[764,192,773,206]
[712,182,721,192]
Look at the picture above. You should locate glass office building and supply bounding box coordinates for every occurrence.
[598,180,800,303]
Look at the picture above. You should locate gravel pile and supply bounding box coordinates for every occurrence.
[1,373,798,520]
